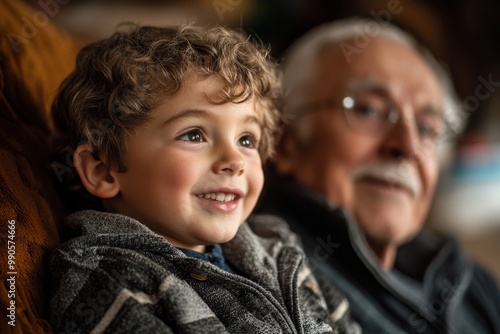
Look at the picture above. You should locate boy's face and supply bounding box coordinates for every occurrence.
[106,75,264,252]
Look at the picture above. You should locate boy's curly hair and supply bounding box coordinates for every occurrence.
[53,24,281,175]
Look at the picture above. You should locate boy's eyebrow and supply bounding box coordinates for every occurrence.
[162,108,263,127]
[162,108,211,126]
[244,115,263,128]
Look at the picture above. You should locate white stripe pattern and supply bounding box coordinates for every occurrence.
[330,298,349,322]
[90,275,176,334]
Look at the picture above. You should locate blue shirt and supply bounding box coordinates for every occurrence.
[179,244,236,274]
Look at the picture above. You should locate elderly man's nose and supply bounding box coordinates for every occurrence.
[381,114,420,160]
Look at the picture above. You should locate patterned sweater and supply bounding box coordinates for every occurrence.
[49,210,360,333]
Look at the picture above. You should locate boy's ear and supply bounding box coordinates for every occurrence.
[74,144,120,198]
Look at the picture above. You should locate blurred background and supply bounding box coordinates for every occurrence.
[21,0,500,280]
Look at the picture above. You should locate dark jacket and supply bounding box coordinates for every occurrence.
[49,210,361,334]
[256,168,500,334]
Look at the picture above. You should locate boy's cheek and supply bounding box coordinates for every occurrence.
[251,167,265,195]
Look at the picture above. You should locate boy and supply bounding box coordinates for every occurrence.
[49,24,358,333]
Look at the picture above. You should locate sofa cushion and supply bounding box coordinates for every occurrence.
[0,1,79,332]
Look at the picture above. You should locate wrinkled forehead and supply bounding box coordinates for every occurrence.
[310,37,443,107]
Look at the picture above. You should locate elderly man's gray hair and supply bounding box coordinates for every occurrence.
[282,18,465,139]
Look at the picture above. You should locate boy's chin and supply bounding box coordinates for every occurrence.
[204,228,240,245]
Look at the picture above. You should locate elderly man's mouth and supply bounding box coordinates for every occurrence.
[357,177,415,199]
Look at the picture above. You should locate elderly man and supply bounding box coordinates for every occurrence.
[256,19,500,333]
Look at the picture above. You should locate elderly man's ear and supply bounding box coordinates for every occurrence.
[73,144,120,199]
[274,126,301,175]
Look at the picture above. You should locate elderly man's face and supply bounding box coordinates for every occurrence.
[277,37,443,250]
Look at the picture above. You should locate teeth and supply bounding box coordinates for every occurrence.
[198,192,236,202]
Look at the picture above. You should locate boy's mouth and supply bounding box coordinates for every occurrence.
[195,189,243,212]
[196,192,238,202]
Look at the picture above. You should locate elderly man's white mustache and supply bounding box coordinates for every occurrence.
[351,161,422,199]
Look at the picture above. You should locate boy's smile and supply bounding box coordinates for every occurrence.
[195,188,243,211]
[104,74,264,252]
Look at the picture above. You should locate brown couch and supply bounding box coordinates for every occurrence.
[0,1,80,332]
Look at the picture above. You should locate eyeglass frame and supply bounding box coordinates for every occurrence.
[287,89,451,151]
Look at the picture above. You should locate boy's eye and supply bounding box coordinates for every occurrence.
[238,134,258,149]
[177,129,204,142]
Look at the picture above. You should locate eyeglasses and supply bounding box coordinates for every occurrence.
[294,91,448,149]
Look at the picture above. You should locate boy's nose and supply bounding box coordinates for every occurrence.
[212,146,245,176]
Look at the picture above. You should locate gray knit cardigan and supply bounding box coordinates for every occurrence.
[50,210,360,334]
